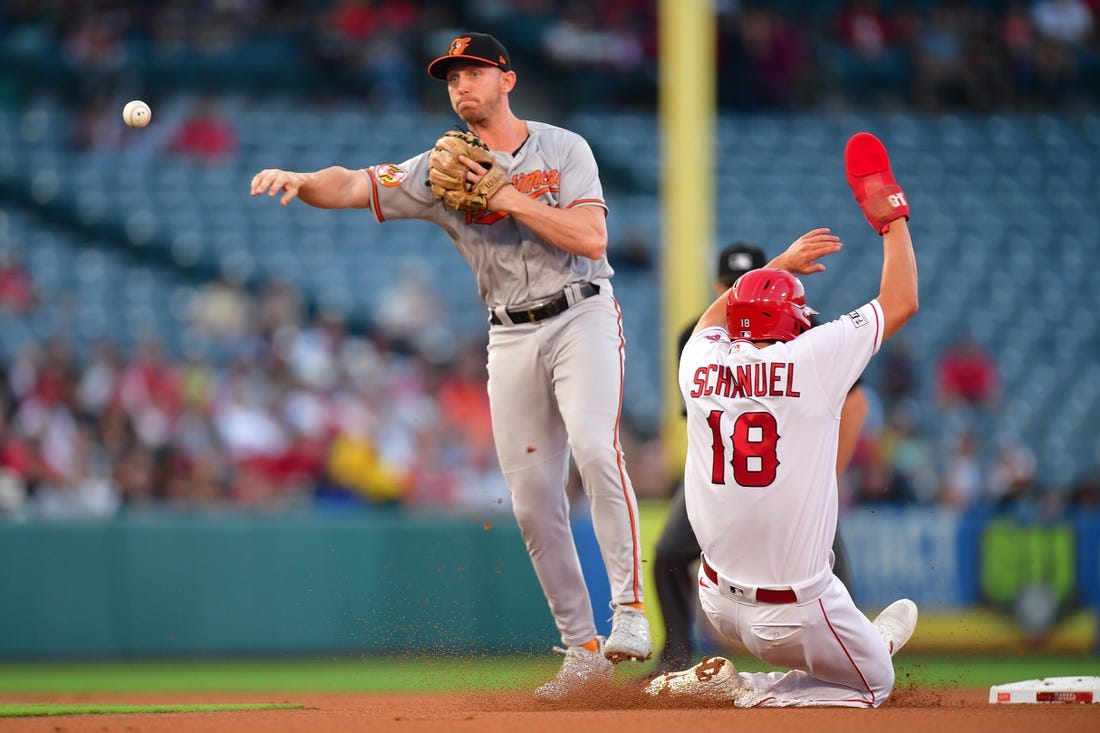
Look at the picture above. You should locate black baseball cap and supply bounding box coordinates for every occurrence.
[428,33,513,80]
[717,242,766,286]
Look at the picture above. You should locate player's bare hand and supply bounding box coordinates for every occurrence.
[458,154,513,210]
[250,169,310,207]
[458,154,487,188]
[771,228,843,275]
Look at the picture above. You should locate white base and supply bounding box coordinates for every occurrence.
[989,676,1100,704]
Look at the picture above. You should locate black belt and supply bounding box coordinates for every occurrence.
[489,283,599,325]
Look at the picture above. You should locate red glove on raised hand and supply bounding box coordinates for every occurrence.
[845,132,909,235]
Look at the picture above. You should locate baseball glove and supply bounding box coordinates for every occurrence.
[844,132,909,234]
[428,131,508,213]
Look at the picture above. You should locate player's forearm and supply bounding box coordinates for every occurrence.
[694,287,732,335]
[495,191,607,259]
[297,166,372,209]
[836,386,868,475]
[877,219,919,340]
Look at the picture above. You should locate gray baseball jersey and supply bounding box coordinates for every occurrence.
[362,120,644,649]
[679,300,897,706]
[365,121,613,309]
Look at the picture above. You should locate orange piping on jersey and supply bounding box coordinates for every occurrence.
[819,597,877,706]
[470,210,509,226]
[465,195,604,226]
[612,296,643,603]
[526,186,560,199]
[567,198,607,209]
[365,168,385,223]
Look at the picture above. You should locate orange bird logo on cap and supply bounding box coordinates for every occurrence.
[449,37,471,56]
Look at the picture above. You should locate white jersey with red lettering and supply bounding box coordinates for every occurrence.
[678,300,899,707]
[357,120,645,650]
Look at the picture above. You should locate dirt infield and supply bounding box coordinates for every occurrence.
[2,687,1096,733]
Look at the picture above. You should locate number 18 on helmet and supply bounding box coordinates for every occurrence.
[726,268,817,342]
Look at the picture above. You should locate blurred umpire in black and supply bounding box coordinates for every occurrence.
[652,242,868,674]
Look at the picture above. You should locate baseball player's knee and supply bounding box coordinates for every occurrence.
[512,505,572,549]
[502,457,569,504]
[509,484,570,537]
[567,423,623,469]
[511,490,565,526]
[854,653,895,701]
[869,664,896,703]
[570,449,627,493]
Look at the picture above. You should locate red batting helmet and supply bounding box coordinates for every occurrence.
[726,268,816,342]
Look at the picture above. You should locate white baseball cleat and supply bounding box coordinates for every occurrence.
[644,656,747,702]
[603,603,652,663]
[535,637,614,701]
[872,598,918,657]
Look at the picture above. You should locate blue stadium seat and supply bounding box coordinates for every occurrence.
[5,97,1100,486]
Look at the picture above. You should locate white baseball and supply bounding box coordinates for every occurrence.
[122,100,152,128]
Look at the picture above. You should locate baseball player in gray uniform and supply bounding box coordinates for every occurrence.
[646,132,919,707]
[250,32,648,700]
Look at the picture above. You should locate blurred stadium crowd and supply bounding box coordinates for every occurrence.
[0,260,511,517]
[2,0,1098,111]
[1,0,1099,520]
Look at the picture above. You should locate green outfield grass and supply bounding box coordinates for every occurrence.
[0,654,1098,695]
[0,702,303,718]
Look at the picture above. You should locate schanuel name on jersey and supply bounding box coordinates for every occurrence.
[689,361,801,399]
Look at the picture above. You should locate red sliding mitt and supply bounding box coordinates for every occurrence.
[845,132,909,235]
